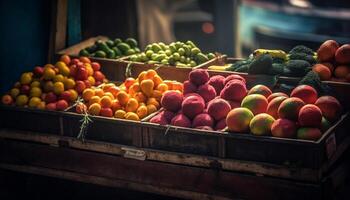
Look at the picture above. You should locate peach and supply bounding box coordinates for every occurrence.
[195,126,213,131]
[161,91,183,112]
[271,119,297,138]
[170,114,191,128]
[189,69,209,86]
[215,118,226,131]
[183,80,197,94]
[197,84,216,103]
[335,44,350,64]
[56,99,68,111]
[224,74,246,85]
[150,114,168,125]
[192,113,214,128]
[208,75,225,94]
[317,40,339,62]
[181,95,205,119]
[220,80,247,102]
[207,98,231,121]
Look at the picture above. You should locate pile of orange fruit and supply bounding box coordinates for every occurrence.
[76,69,183,121]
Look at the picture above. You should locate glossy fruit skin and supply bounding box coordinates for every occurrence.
[226,108,254,133]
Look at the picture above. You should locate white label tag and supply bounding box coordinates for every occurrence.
[326,134,336,160]
[121,147,146,161]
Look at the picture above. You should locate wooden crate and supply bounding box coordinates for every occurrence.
[0,105,62,135]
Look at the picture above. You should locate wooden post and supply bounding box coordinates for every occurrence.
[48,0,68,63]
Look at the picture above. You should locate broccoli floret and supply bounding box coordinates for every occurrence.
[248,54,273,74]
[268,63,285,75]
[272,57,286,64]
[289,45,314,55]
[286,60,310,77]
[299,71,333,96]
[288,53,316,65]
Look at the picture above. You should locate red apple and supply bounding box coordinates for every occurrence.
[46,102,57,111]
[76,67,88,80]
[69,64,77,77]
[20,85,31,95]
[56,99,69,111]
[33,66,44,77]
[71,58,80,65]
[100,107,113,117]
[84,80,92,88]
[75,81,86,94]
[91,62,101,71]
[59,91,71,102]
[45,92,57,103]
[93,71,105,82]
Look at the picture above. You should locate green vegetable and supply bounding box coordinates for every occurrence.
[114,38,122,45]
[299,71,332,96]
[79,49,90,56]
[196,53,209,63]
[117,42,131,53]
[112,47,122,57]
[106,49,116,58]
[288,53,316,65]
[95,50,106,58]
[106,40,115,48]
[285,60,310,76]
[289,45,314,55]
[125,38,138,48]
[235,64,250,72]
[248,54,273,74]
[269,63,285,75]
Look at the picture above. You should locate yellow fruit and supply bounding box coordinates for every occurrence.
[145,69,157,79]
[94,88,104,97]
[10,88,20,98]
[136,105,148,118]
[58,65,70,76]
[55,61,66,69]
[43,81,54,92]
[36,101,46,109]
[43,67,56,80]
[163,80,173,90]
[100,96,113,108]
[129,83,140,95]
[44,64,55,69]
[125,98,139,112]
[152,90,162,101]
[89,96,101,105]
[68,89,78,101]
[134,92,147,103]
[156,83,168,93]
[140,79,154,97]
[28,97,41,108]
[85,63,94,76]
[125,112,140,121]
[64,78,76,89]
[20,73,32,85]
[88,103,101,115]
[137,71,147,82]
[53,74,65,82]
[102,83,115,91]
[147,97,160,108]
[53,82,65,95]
[147,104,157,115]
[153,75,163,87]
[172,82,183,92]
[16,95,29,106]
[117,91,129,106]
[30,81,41,88]
[87,76,95,86]
[114,109,126,119]
[30,87,42,97]
[82,88,95,101]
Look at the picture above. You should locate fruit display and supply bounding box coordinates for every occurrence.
[313,40,350,82]
[79,38,140,59]
[226,84,342,141]
[128,41,216,67]
[150,69,247,131]
[1,55,107,110]
[75,69,183,121]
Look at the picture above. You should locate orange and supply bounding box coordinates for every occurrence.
[10,88,20,98]
[312,64,331,81]
[125,112,140,121]
[20,73,32,85]
[88,103,101,115]
[84,63,94,76]
[137,71,147,82]
[125,98,139,112]
[94,88,104,97]
[43,67,56,80]
[114,109,126,119]
[53,82,65,95]
[140,79,154,97]
[153,74,163,87]
[111,99,122,112]
[53,74,65,82]
[68,89,78,101]
[64,78,76,89]
[82,88,95,101]
[102,83,115,91]
[172,82,183,92]
[156,83,168,93]
[152,90,162,101]
[103,92,114,100]
[100,96,113,108]
[87,76,96,86]
[334,65,350,78]
[29,87,42,97]
[89,96,101,105]
[105,86,120,98]
[124,78,136,89]
[16,95,29,106]
[134,92,147,103]
[147,97,160,108]
[117,91,129,106]
[163,80,173,90]
[28,97,41,108]
[129,83,140,95]
[79,56,91,63]
[60,55,71,65]
[147,104,157,115]
[136,105,148,119]
[145,69,157,79]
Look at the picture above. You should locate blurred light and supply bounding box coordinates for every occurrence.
[289,0,312,8]
[202,22,214,34]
